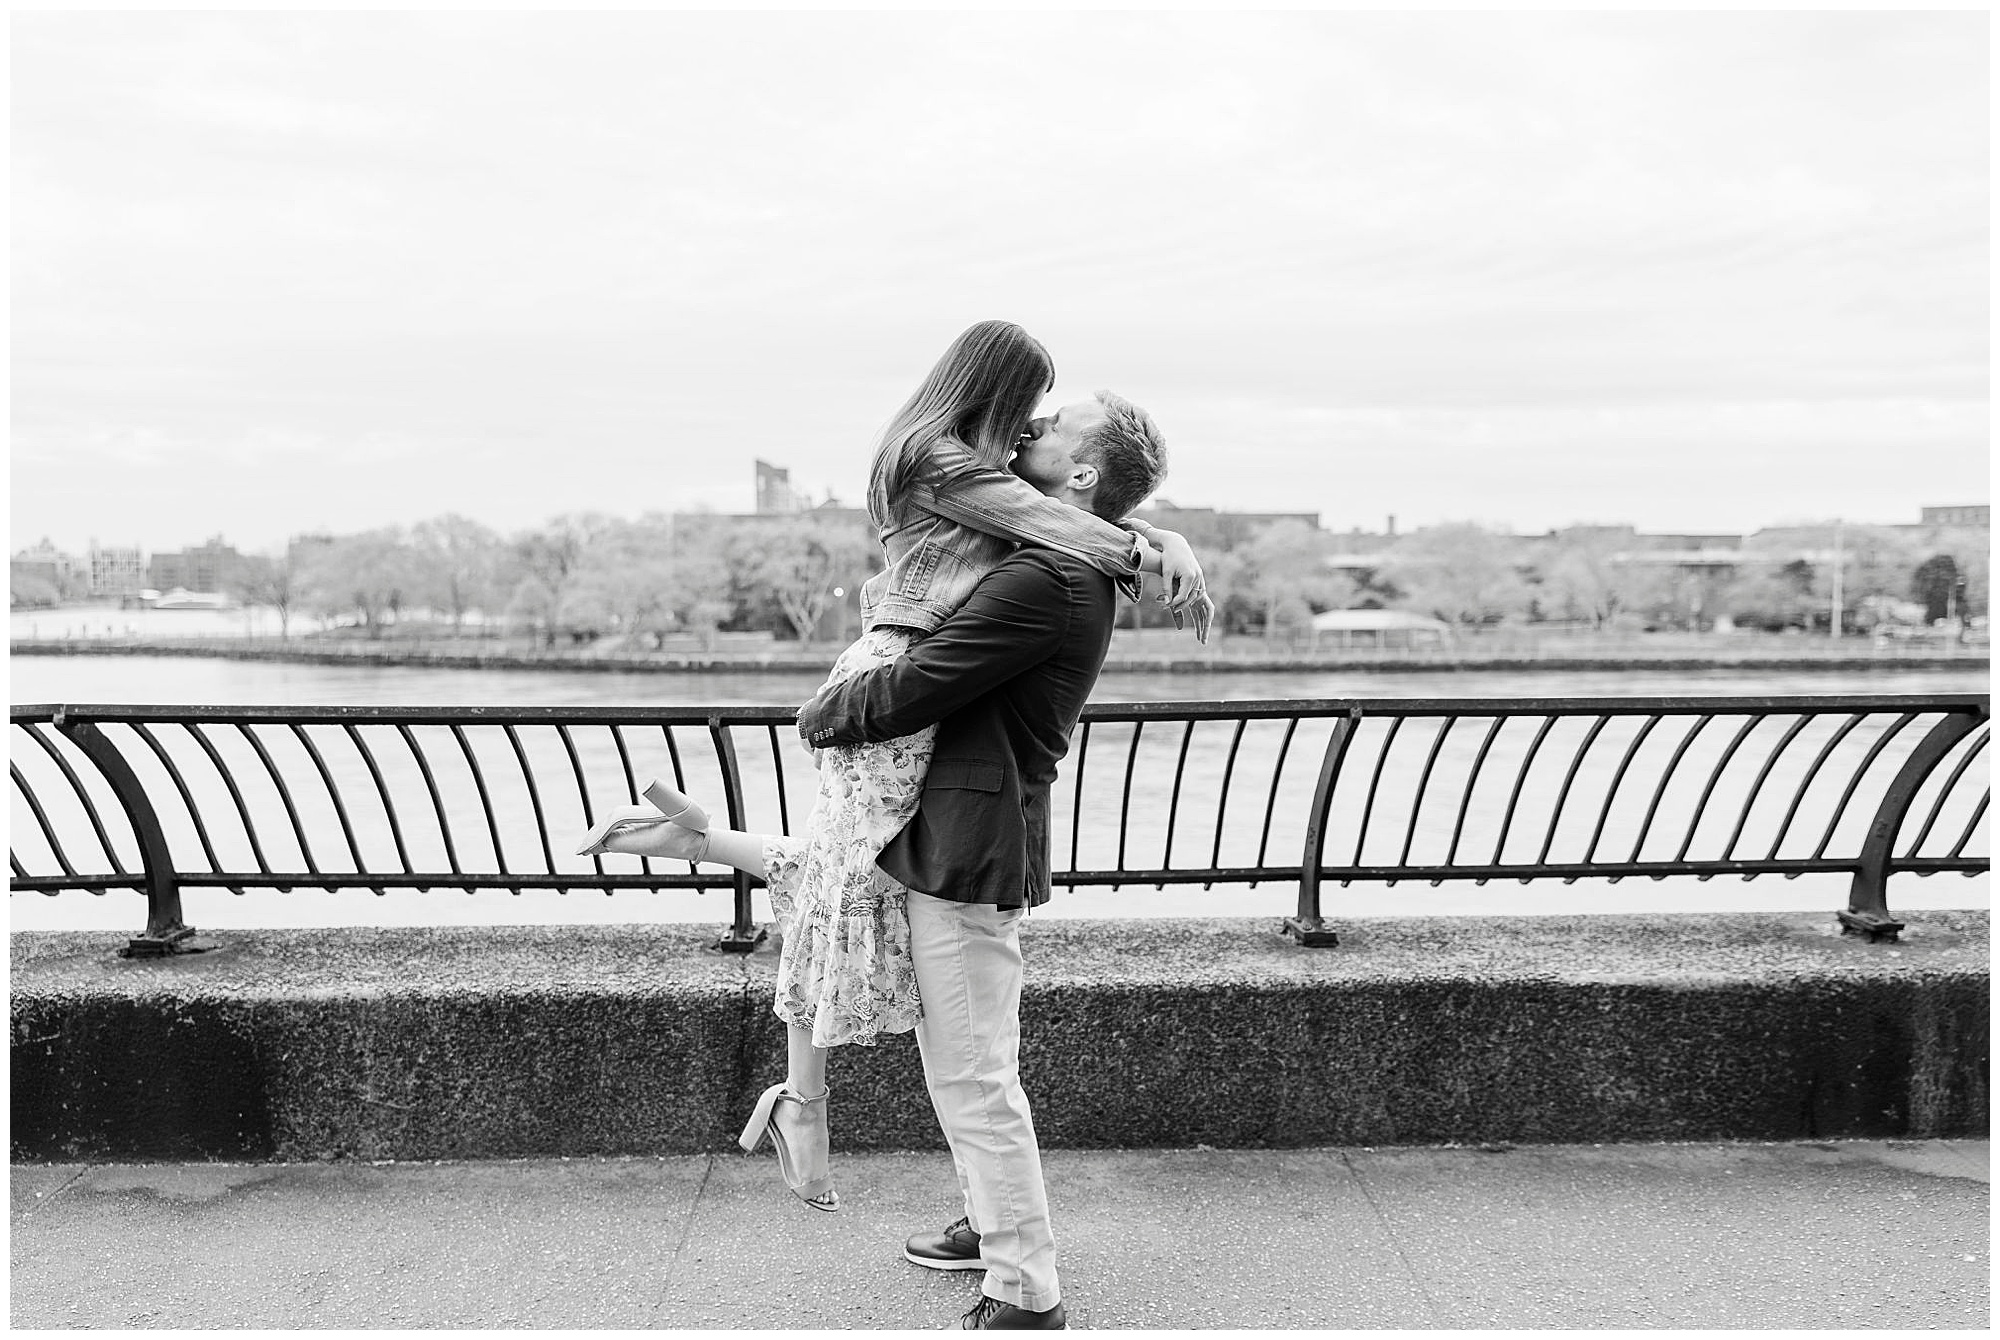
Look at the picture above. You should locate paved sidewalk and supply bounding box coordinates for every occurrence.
[9,1140,1989,1330]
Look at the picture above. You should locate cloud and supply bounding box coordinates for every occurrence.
[8,11,1986,554]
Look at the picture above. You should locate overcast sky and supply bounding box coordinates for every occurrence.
[10,10,1989,557]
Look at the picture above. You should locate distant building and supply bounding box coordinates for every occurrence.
[10,538,88,601]
[1135,499,1321,550]
[149,535,244,595]
[1309,607,1452,649]
[87,541,146,597]
[755,460,801,515]
[1919,504,1988,528]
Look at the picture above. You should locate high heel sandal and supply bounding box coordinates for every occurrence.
[738,1082,838,1213]
[642,778,710,832]
[575,805,675,857]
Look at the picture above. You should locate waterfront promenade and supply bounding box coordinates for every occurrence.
[10,1139,1988,1328]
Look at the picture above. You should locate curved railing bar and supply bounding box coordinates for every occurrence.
[1671,714,1765,865]
[1069,720,1091,875]
[1443,715,1505,868]
[554,724,601,881]
[1115,720,1146,885]
[395,723,461,878]
[11,851,32,882]
[608,724,650,878]
[234,722,320,882]
[767,725,792,838]
[1761,713,1867,860]
[1205,718,1247,891]
[1717,714,1815,862]
[1534,715,1610,867]
[1627,715,1714,864]
[449,723,509,883]
[130,723,224,874]
[1161,717,1196,887]
[186,722,275,876]
[1808,712,1922,861]
[1398,716,1457,868]
[503,724,558,876]
[20,722,127,876]
[1903,727,1989,858]
[1400,712,1464,872]
[1350,715,1406,876]
[342,723,414,878]
[289,724,367,874]
[659,724,699,877]
[1491,715,1556,870]
[11,758,79,878]
[1583,715,1663,866]
[1252,717,1302,884]
[1946,793,1988,860]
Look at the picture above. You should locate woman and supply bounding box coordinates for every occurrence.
[580,321,1208,1212]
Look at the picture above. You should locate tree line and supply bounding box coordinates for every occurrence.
[216,510,1988,644]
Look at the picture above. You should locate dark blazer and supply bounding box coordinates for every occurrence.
[796,547,1117,909]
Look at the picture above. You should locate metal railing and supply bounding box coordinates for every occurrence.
[9,695,1989,954]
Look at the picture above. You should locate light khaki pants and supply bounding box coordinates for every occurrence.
[906,891,1061,1311]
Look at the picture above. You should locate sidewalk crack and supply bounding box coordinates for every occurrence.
[648,1154,715,1315]
[14,1165,92,1223]
[1338,1150,1445,1325]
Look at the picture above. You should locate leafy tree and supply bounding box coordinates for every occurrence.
[1378,523,1533,628]
[10,571,61,609]
[563,514,739,648]
[1228,519,1355,641]
[1910,554,1959,623]
[507,513,616,648]
[1535,531,1686,629]
[737,515,879,645]
[295,528,415,637]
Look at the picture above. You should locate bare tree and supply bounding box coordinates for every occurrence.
[228,551,300,639]
[408,514,504,634]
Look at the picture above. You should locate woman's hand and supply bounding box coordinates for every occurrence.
[1153,529,1212,644]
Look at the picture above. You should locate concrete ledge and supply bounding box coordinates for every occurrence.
[11,912,1988,1162]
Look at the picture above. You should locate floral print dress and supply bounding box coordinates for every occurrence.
[760,628,930,1048]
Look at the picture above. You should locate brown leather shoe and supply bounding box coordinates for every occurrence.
[958,1295,1067,1329]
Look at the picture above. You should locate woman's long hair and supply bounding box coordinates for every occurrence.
[870,320,1055,524]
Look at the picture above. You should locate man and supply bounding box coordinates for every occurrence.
[797,389,1189,1330]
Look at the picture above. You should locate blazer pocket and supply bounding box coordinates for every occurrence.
[927,759,1004,792]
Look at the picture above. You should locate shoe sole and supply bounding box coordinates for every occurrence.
[903,1248,985,1271]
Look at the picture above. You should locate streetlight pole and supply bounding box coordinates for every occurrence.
[1828,518,1843,640]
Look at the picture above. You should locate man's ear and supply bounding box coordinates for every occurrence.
[1068,462,1100,493]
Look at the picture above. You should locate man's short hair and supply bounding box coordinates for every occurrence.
[1076,389,1168,521]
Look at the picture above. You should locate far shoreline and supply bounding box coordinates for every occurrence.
[10,636,1988,677]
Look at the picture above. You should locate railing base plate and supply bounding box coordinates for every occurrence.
[715,926,769,955]
[120,927,202,959]
[1282,916,1340,948]
[1836,909,1905,943]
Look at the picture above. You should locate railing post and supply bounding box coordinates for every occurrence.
[52,709,197,957]
[1284,707,1360,947]
[1840,709,1983,943]
[708,715,768,955]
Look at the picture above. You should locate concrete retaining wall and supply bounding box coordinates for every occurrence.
[11,912,1987,1162]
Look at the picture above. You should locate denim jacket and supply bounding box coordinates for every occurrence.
[859,436,1144,635]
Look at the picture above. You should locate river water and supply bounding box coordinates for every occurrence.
[10,655,1988,933]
